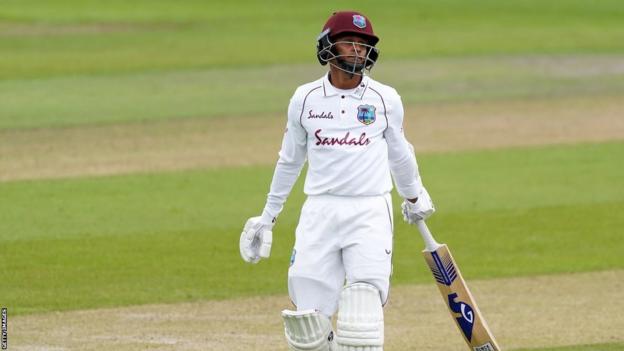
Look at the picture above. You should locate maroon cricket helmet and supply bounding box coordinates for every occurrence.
[320,11,379,45]
[316,11,380,73]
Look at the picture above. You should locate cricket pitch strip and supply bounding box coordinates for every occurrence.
[8,270,624,350]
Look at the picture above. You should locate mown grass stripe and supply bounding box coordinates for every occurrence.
[1,142,622,315]
[1,1,624,79]
[1,56,623,130]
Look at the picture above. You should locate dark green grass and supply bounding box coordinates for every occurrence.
[1,0,624,80]
[514,343,624,351]
[1,142,623,315]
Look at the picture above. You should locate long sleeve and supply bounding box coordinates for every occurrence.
[384,94,423,199]
[260,95,308,224]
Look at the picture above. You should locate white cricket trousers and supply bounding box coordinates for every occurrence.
[287,193,394,317]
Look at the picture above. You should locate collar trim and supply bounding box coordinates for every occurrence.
[322,73,369,100]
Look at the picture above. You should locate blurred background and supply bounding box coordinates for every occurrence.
[0,1,623,350]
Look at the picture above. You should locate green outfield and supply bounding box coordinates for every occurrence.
[2,141,622,315]
[1,0,623,350]
[2,56,624,130]
[2,0,623,80]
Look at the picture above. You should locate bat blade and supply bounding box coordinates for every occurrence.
[423,244,501,351]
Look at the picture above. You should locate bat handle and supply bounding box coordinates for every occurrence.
[416,220,442,251]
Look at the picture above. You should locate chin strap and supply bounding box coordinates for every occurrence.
[338,58,366,75]
[329,59,365,78]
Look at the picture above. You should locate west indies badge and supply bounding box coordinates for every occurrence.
[353,15,367,29]
[357,104,376,125]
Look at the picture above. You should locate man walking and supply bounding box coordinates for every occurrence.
[240,11,435,350]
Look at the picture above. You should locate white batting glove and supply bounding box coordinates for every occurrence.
[401,187,435,224]
[239,216,273,264]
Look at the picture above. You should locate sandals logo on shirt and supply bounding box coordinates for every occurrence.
[357,105,376,125]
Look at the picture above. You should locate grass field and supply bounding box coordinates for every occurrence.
[2,142,622,315]
[1,0,623,350]
[2,0,623,80]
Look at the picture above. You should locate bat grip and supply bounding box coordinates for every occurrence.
[416,220,442,251]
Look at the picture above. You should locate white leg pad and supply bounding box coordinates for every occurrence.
[282,309,336,351]
[336,283,384,351]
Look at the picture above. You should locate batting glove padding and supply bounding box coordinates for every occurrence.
[239,216,273,264]
[401,187,435,224]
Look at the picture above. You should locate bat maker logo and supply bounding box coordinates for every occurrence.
[428,251,458,286]
[448,293,475,341]
[428,251,475,341]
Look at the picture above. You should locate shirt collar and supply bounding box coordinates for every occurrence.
[322,73,369,99]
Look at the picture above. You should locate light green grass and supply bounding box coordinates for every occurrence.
[2,55,623,130]
[1,142,622,315]
[2,0,623,130]
[1,0,624,80]
[514,343,624,351]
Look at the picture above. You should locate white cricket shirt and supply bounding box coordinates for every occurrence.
[260,73,423,224]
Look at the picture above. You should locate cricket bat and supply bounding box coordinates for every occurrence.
[416,220,501,351]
